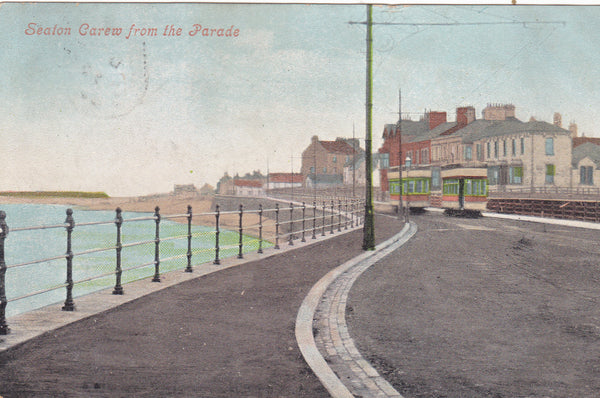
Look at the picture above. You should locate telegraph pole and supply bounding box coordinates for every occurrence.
[363,4,375,251]
[397,89,404,221]
[352,123,356,198]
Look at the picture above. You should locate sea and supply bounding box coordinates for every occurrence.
[0,203,264,317]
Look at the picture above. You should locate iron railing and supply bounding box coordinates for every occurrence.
[0,199,364,335]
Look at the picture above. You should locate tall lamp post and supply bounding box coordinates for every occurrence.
[405,156,411,223]
[362,4,375,250]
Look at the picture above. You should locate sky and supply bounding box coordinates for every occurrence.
[1,3,600,196]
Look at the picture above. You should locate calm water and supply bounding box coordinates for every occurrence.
[1,203,268,317]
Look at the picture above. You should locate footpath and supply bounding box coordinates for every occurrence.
[0,214,402,397]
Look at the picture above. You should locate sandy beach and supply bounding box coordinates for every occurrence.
[0,194,288,240]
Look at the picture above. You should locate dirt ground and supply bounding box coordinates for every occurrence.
[0,213,402,397]
[348,212,600,398]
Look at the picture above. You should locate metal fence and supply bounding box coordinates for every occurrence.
[0,199,364,335]
[489,185,600,199]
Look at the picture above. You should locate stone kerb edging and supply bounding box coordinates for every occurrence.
[295,222,417,398]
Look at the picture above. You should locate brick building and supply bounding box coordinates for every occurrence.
[378,103,575,192]
[301,136,357,188]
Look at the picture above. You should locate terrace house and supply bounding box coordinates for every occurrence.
[470,104,572,189]
[378,112,444,191]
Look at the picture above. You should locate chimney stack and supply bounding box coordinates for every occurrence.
[427,111,447,130]
[553,112,562,127]
[569,122,578,138]
[457,106,476,126]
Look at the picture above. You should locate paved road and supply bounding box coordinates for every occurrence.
[348,212,600,398]
[0,214,402,397]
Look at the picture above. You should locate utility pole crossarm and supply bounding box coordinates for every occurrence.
[348,21,566,27]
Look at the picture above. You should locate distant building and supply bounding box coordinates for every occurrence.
[267,173,304,189]
[173,184,197,196]
[199,183,215,196]
[343,152,382,188]
[233,179,265,197]
[301,136,358,188]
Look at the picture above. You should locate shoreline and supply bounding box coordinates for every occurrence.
[0,194,279,239]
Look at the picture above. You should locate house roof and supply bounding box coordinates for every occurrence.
[475,119,570,140]
[573,137,600,148]
[319,140,356,155]
[572,142,600,168]
[234,179,263,188]
[405,121,456,143]
[269,173,304,183]
[383,120,430,140]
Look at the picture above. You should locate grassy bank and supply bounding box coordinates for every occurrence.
[0,191,109,199]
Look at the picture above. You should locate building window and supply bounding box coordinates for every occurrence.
[381,153,389,169]
[509,166,523,184]
[521,137,525,154]
[346,155,350,163]
[443,179,460,195]
[323,167,327,173]
[310,166,315,174]
[487,142,491,159]
[421,148,429,164]
[580,166,594,185]
[476,144,482,161]
[414,150,419,165]
[512,139,516,156]
[431,167,441,190]
[333,156,337,163]
[494,142,499,158]
[464,146,472,161]
[503,140,507,157]
[406,151,412,165]
[545,138,554,155]
[488,166,500,185]
[545,164,555,184]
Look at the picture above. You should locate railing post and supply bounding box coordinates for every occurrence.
[345,199,349,230]
[62,209,75,311]
[113,207,124,295]
[152,206,161,282]
[338,200,342,232]
[214,205,220,265]
[301,202,306,242]
[330,200,335,234]
[185,205,193,273]
[0,211,10,335]
[321,201,326,236]
[238,204,244,259]
[258,204,263,254]
[312,201,317,240]
[289,202,294,246]
[275,204,280,249]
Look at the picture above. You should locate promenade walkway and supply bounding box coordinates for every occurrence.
[0,214,402,397]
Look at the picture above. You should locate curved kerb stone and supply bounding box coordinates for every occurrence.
[296,222,418,398]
